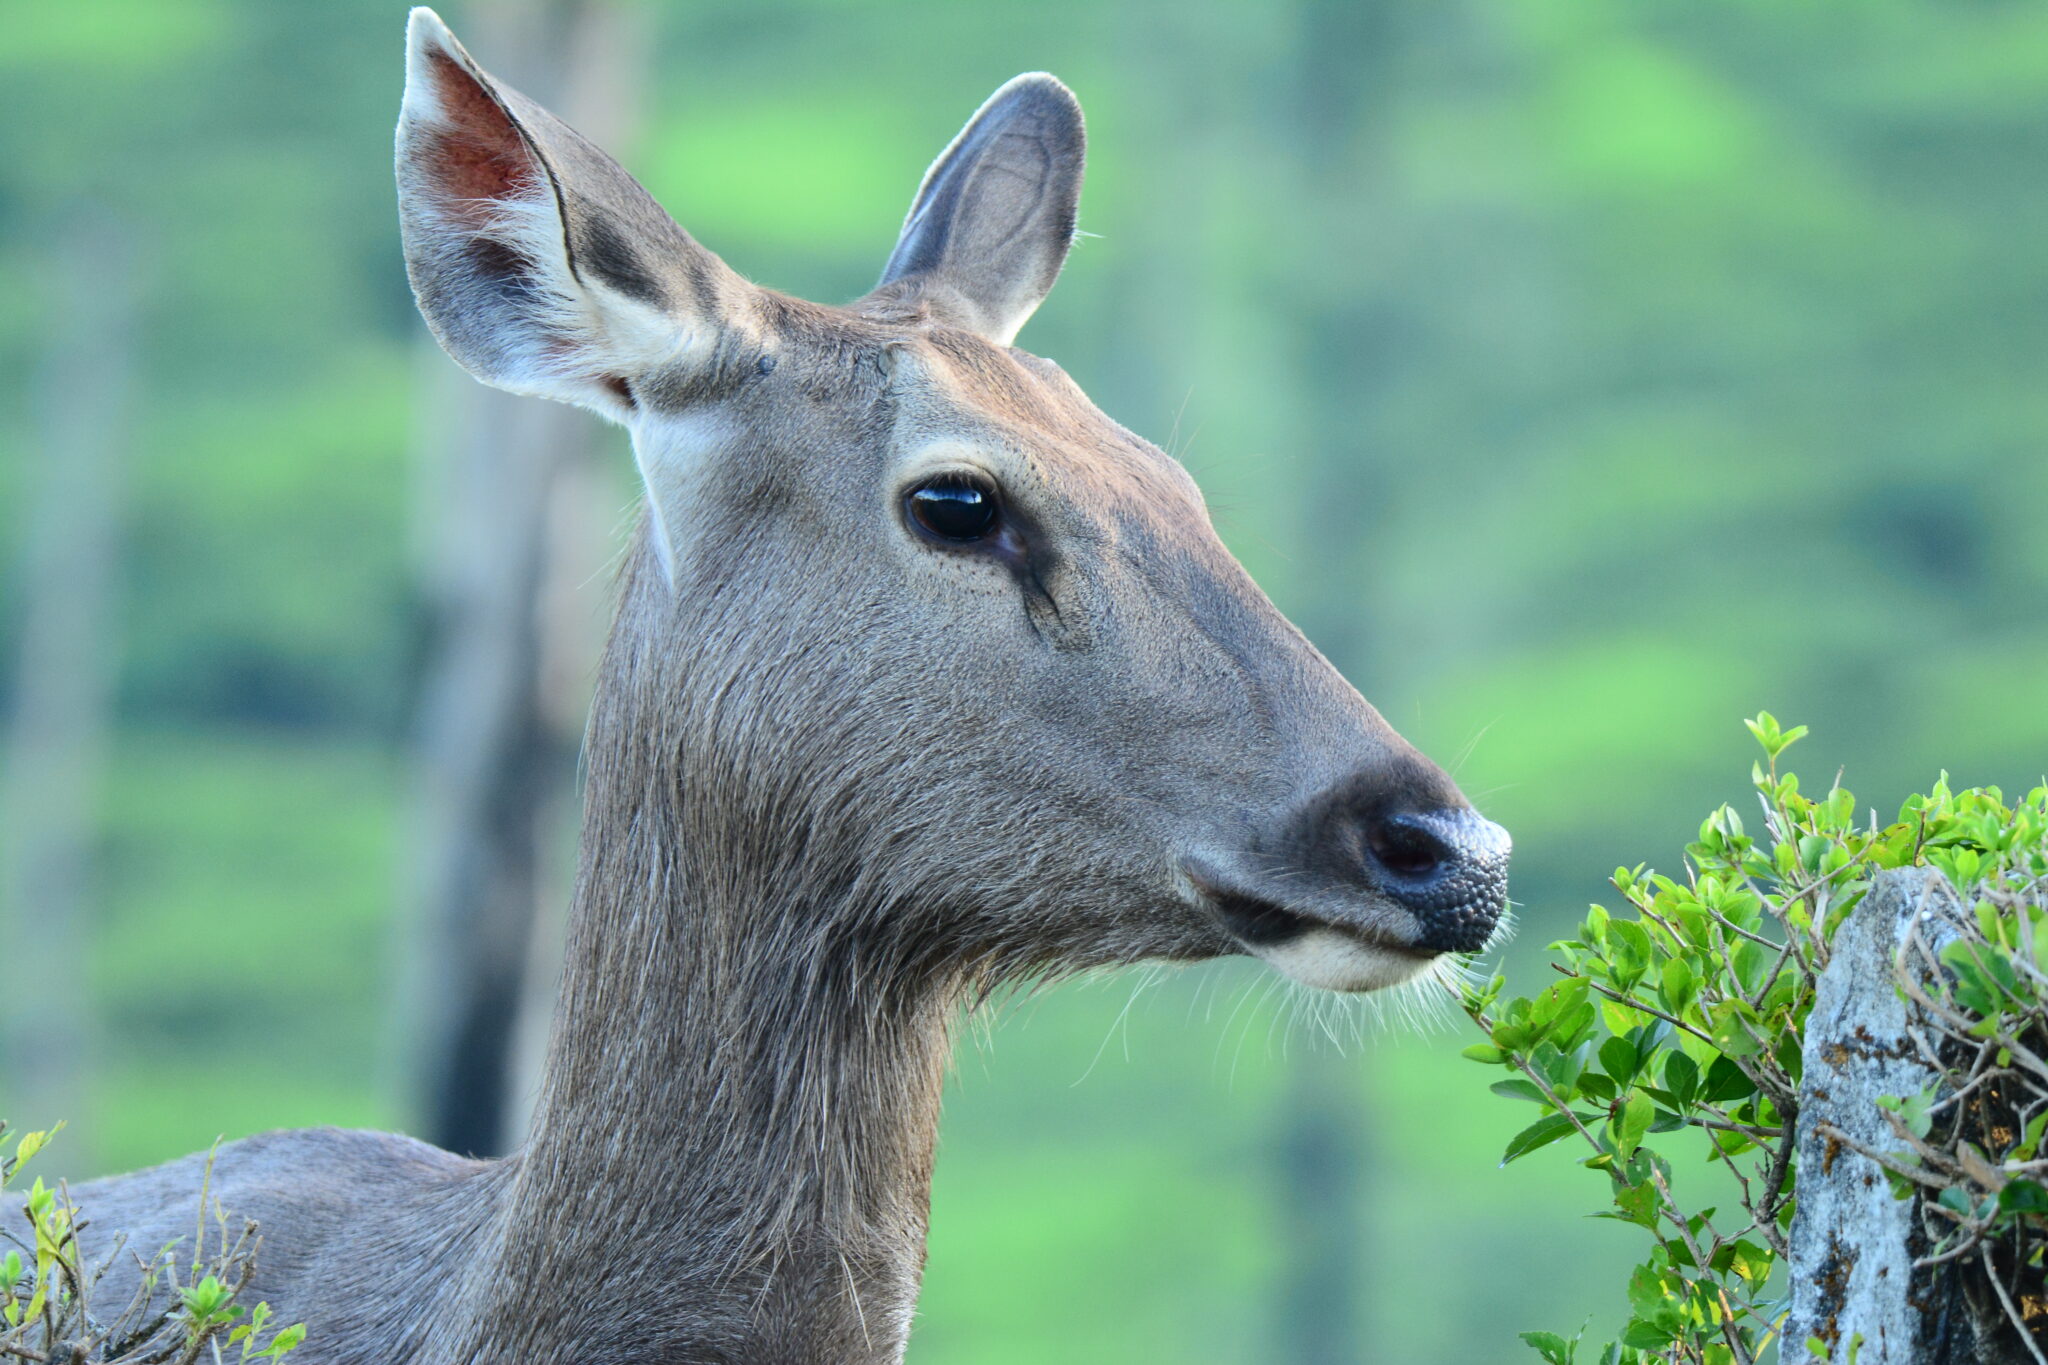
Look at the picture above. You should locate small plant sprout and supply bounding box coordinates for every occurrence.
[1,1122,307,1363]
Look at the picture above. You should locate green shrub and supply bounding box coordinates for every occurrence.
[1459,715,2048,1364]
[1,1123,305,1363]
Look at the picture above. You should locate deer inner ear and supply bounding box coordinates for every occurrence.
[416,50,542,218]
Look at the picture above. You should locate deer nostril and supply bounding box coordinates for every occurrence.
[1368,816,1449,882]
[1360,808,1512,952]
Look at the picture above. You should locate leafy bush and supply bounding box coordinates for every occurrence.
[1,1122,304,1363]
[1459,715,2048,1364]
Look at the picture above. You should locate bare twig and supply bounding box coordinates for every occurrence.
[1980,1242,2048,1365]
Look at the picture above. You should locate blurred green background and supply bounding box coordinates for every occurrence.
[4,1,2046,1361]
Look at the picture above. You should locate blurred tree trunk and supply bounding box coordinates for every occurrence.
[1097,3,1400,1354]
[0,205,135,1168]
[1270,1,1416,1360]
[398,0,639,1159]
[1276,1047,1368,1365]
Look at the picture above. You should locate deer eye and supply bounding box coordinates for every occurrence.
[906,477,1001,543]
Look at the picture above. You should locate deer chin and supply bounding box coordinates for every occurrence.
[1250,925,1437,993]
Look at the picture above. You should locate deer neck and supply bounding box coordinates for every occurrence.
[456,585,966,1363]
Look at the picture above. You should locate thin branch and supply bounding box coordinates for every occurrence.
[1979,1242,2048,1365]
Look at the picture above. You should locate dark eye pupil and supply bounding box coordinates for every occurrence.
[908,483,999,541]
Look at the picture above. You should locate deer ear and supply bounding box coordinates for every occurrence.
[874,74,1085,346]
[396,7,749,418]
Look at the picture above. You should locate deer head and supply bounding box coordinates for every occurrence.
[395,8,1509,1005]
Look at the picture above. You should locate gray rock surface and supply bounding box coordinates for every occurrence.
[1786,866,1960,1363]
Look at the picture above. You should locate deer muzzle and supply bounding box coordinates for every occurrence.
[1182,777,1512,991]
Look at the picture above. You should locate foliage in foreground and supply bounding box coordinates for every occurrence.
[1460,715,2048,1364]
[1,1122,304,1364]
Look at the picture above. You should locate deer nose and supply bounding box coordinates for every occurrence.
[1361,807,1511,952]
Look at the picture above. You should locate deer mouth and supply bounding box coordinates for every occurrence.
[1180,863,1439,993]
[1176,797,1509,990]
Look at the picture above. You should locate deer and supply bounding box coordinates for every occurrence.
[52,9,1510,1363]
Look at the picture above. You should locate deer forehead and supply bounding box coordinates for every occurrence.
[622,317,1200,521]
[886,336,1210,519]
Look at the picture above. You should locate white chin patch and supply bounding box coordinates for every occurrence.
[1256,927,1435,993]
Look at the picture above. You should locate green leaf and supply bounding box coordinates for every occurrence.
[1501,1112,1590,1166]
[1701,1054,1756,1103]
[1707,1000,1764,1058]
[1491,1078,1551,1105]
[1709,1238,1773,1283]
[1720,889,1765,933]
[1519,1330,1577,1364]
[1729,939,1769,995]
[1662,1052,1699,1109]
[1625,1260,1686,1330]
[13,1127,57,1170]
[1599,1035,1640,1086]
[1998,1180,2048,1217]
[1614,1090,1654,1158]
[1553,1000,1598,1051]
[263,1323,309,1357]
[1611,1177,1660,1229]
[2019,1110,2048,1161]
[1658,957,1698,1017]
[1607,921,1653,981]
[1599,998,1650,1036]
[1876,1092,1933,1140]
[1530,1041,1576,1091]
[1710,1126,1757,1157]
[1620,1318,1676,1350]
